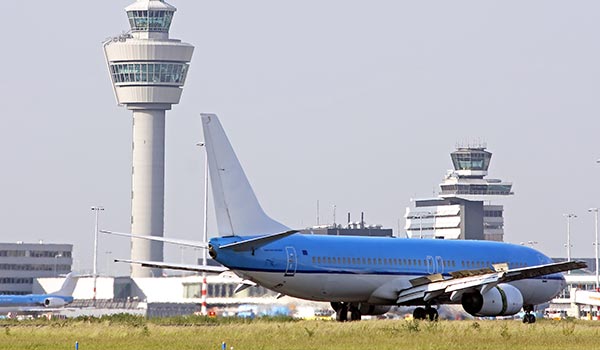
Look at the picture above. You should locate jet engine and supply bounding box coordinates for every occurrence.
[44,298,67,308]
[461,284,523,317]
[358,304,391,316]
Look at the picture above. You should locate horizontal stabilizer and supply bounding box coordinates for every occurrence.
[219,230,299,251]
[114,259,228,274]
[101,230,208,249]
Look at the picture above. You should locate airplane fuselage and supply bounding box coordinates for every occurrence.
[0,294,73,308]
[209,234,565,306]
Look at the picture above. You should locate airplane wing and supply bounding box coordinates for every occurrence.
[101,230,208,249]
[114,259,229,273]
[396,260,586,304]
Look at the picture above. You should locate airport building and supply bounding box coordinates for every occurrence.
[301,212,393,237]
[0,242,72,295]
[405,144,513,241]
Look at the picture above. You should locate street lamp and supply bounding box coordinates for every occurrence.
[563,213,577,270]
[415,211,431,239]
[589,208,599,289]
[197,141,209,316]
[91,206,104,303]
[54,253,63,277]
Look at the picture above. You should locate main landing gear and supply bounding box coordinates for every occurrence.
[522,305,536,324]
[331,302,362,322]
[413,305,439,321]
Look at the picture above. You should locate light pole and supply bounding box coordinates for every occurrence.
[589,208,599,289]
[564,214,577,273]
[415,211,431,239]
[54,253,63,277]
[91,206,104,303]
[197,141,209,315]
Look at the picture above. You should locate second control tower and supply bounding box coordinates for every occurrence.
[104,0,194,277]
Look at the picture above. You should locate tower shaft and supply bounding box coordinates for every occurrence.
[131,110,166,277]
[105,0,194,277]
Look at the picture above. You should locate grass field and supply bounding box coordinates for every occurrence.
[0,315,598,350]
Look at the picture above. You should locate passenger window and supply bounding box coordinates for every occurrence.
[368,258,372,264]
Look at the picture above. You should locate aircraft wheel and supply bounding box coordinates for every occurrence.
[350,308,362,321]
[427,308,439,321]
[335,303,348,322]
[522,313,536,324]
[413,307,427,320]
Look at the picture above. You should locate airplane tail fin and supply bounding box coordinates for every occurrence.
[52,272,79,296]
[201,114,290,236]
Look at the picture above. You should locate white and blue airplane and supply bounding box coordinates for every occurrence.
[0,272,78,313]
[104,114,585,323]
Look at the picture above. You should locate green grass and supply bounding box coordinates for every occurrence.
[0,316,598,350]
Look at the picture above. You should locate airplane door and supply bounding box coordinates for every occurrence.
[426,256,435,274]
[284,247,297,277]
[435,256,444,274]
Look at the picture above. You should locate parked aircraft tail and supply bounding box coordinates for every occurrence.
[51,272,79,296]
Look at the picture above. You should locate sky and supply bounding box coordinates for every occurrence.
[0,1,599,276]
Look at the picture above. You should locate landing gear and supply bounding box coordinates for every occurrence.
[427,307,439,321]
[413,306,438,321]
[331,302,362,322]
[349,305,362,321]
[413,307,427,320]
[332,302,348,322]
[523,305,536,324]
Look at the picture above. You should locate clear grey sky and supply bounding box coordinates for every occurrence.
[0,1,599,276]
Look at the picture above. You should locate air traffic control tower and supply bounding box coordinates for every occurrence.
[104,0,194,277]
[405,144,513,241]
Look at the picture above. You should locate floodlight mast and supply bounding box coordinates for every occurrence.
[103,0,195,277]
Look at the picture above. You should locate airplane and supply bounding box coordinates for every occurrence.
[0,272,79,313]
[103,114,586,323]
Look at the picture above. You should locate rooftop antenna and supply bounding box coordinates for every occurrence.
[316,200,320,226]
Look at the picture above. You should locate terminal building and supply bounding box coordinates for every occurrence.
[405,144,513,241]
[0,242,72,295]
[300,213,393,237]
